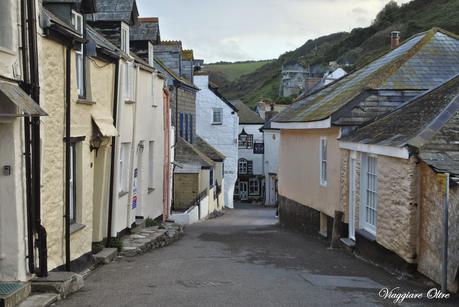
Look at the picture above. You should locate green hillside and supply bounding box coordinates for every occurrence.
[209,0,459,107]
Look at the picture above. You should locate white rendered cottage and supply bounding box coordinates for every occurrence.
[195,74,239,208]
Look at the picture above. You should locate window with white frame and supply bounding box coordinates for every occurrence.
[209,168,214,187]
[361,154,378,234]
[249,178,260,195]
[0,1,13,50]
[212,108,223,124]
[238,159,247,174]
[124,62,134,101]
[148,42,154,66]
[148,141,154,189]
[71,10,85,97]
[121,22,129,54]
[69,143,77,223]
[320,137,327,186]
[119,142,131,194]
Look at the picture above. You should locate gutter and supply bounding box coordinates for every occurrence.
[107,59,120,245]
[64,43,72,271]
[27,0,48,277]
[21,0,35,275]
[442,172,450,292]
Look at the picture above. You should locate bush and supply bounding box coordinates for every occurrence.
[145,217,160,227]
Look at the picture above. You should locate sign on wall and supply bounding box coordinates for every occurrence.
[132,168,138,209]
[253,143,264,154]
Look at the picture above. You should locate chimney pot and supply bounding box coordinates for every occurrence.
[391,31,400,49]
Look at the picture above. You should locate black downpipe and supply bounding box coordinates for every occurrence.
[26,0,47,277]
[64,45,72,271]
[20,0,35,275]
[106,59,120,246]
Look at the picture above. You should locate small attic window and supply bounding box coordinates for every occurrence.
[121,22,129,54]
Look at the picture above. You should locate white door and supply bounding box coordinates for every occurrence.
[348,156,356,240]
[239,181,248,201]
[135,145,144,217]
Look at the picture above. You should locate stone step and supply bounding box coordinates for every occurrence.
[0,282,31,307]
[93,248,118,265]
[17,293,58,307]
[31,272,84,299]
[120,223,183,257]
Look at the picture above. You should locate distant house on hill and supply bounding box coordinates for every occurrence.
[279,62,309,97]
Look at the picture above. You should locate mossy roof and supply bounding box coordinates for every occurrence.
[230,100,264,124]
[274,28,459,123]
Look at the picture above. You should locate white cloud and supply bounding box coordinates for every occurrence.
[137,0,412,63]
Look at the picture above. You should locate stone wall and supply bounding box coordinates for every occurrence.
[375,156,418,263]
[278,195,320,234]
[173,173,200,210]
[418,163,459,292]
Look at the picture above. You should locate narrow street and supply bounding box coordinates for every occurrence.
[53,204,456,307]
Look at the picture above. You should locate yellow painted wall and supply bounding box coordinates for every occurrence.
[278,128,342,217]
[39,37,115,269]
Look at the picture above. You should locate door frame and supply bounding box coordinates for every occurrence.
[239,181,248,201]
[348,152,356,240]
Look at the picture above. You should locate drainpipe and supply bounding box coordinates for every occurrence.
[64,44,72,271]
[107,59,120,245]
[442,172,450,292]
[20,0,35,275]
[27,0,47,277]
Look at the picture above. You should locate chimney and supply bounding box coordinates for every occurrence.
[391,31,400,49]
[265,111,278,122]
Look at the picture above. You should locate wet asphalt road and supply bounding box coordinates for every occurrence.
[56,204,458,307]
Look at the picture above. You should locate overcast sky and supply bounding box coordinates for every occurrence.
[137,0,411,63]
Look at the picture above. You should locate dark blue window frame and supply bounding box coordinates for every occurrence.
[179,113,184,137]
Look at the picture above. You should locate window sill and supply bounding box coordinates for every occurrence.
[76,98,96,105]
[70,223,86,235]
[118,191,129,198]
[152,104,158,108]
[212,122,222,125]
[125,99,136,104]
[356,228,376,242]
[320,182,328,187]
[0,46,16,56]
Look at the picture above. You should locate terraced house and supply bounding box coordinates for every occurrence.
[272,27,459,261]
[340,74,459,292]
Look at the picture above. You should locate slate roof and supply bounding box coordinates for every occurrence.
[193,136,226,162]
[230,100,264,124]
[89,0,138,24]
[154,58,199,91]
[130,17,160,43]
[274,28,459,123]
[341,74,459,175]
[86,25,120,58]
[175,137,215,168]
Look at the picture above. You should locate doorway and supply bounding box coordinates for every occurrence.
[239,181,248,201]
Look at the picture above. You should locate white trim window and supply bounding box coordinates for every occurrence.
[0,1,13,50]
[361,154,378,234]
[71,10,85,97]
[249,178,260,196]
[238,159,247,174]
[320,137,327,186]
[121,22,130,54]
[124,62,135,101]
[148,42,154,66]
[119,142,131,194]
[69,143,77,223]
[148,141,155,189]
[212,108,223,124]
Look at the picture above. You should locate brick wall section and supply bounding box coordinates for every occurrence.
[174,173,199,210]
[418,163,459,292]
